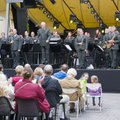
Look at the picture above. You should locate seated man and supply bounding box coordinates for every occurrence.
[59,68,84,113]
[53,64,68,80]
[14,67,50,113]
[41,65,70,120]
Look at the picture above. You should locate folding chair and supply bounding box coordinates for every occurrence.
[0,96,14,120]
[45,90,65,120]
[86,83,102,111]
[62,88,81,118]
[16,98,43,120]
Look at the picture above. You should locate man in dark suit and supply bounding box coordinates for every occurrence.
[74,28,88,69]
[10,29,23,68]
[37,22,51,64]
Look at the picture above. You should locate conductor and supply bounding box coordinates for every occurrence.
[37,22,51,64]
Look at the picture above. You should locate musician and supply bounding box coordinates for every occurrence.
[103,28,111,68]
[49,31,61,42]
[64,32,75,67]
[24,31,31,44]
[64,32,74,44]
[74,28,88,69]
[94,29,103,45]
[49,31,62,64]
[10,29,22,68]
[37,22,51,64]
[108,26,120,69]
[30,31,38,44]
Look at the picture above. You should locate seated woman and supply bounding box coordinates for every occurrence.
[14,67,50,113]
[0,64,14,107]
[87,75,102,106]
[9,65,24,86]
[32,67,44,83]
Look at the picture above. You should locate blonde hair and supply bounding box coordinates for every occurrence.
[34,67,43,76]
[91,75,99,83]
[15,65,24,75]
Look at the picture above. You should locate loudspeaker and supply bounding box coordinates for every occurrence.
[23,0,36,8]
[16,8,27,35]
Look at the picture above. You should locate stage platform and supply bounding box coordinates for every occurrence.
[3,69,120,93]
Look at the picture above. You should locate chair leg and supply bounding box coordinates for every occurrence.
[76,101,79,118]
[62,103,66,119]
[54,106,57,120]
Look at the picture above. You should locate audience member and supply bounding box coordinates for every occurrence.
[24,63,31,69]
[87,75,102,106]
[53,64,68,80]
[0,64,14,107]
[42,65,70,120]
[79,72,89,94]
[59,68,84,113]
[33,67,44,83]
[14,67,50,113]
[9,65,24,86]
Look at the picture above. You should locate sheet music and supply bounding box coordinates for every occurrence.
[64,44,72,51]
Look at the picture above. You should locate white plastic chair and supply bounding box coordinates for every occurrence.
[86,83,102,111]
[62,88,80,118]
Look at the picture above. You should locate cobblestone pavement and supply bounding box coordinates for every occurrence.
[69,93,120,120]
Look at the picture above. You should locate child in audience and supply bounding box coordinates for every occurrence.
[79,72,89,94]
[87,75,102,106]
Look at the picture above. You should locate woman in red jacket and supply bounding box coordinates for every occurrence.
[14,67,50,113]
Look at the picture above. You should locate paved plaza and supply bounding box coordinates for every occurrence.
[70,93,120,120]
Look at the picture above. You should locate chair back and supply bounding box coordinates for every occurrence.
[62,88,78,94]
[16,98,41,117]
[86,83,102,96]
[45,90,61,107]
[0,96,13,116]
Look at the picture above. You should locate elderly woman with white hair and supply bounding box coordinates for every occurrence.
[59,68,84,113]
[0,64,14,108]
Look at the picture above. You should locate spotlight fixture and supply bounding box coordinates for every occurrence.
[53,21,59,29]
[115,11,120,21]
[43,10,47,14]
[94,15,99,20]
[77,22,83,29]
[80,0,89,4]
[88,3,92,9]
[50,18,54,22]
[50,0,56,4]
[100,23,106,34]
[47,14,51,18]
[39,5,43,10]
[91,9,95,14]
[69,14,76,23]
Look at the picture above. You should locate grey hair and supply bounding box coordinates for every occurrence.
[44,65,53,75]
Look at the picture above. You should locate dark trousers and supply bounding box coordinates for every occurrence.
[92,97,101,106]
[12,50,20,68]
[109,49,118,68]
[41,45,49,64]
[77,49,86,68]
